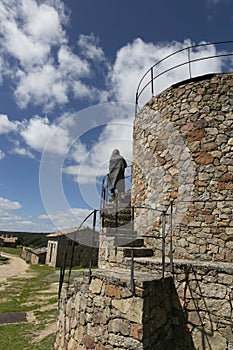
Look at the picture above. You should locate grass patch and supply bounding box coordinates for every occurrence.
[0,256,9,265]
[0,262,59,349]
[0,247,21,256]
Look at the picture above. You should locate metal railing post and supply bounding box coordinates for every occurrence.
[151,67,154,97]
[188,46,192,79]
[88,210,97,284]
[135,92,139,115]
[115,198,118,254]
[162,210,166,285]
[130,206,135,295]
[169,201,174,274]
[58,246,68,300]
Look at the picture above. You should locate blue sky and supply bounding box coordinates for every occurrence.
[0,0,232,232]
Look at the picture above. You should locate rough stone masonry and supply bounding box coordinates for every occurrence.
[132,72,233,263]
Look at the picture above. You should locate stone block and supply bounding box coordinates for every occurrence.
[108,318,130,336]
[105,284,121,299]
[112,297,143,323]
[89,278,103,294]
[93,312,107,325]
[130,323,143,341]
[74,326,85,343]
[84,335,95,349]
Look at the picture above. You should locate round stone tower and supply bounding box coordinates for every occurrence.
[132,72,233,262]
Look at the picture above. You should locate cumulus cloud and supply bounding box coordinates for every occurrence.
[19,115,72,155]
[0,209,48,232]
[2,37,232,166]
[0,0,66,68]
[0,0,106,111]
[62,104,134,185]
[11,141,35,158]
[0,150,5,160]
[0,114,18,134]
[78,33,105,62]
[0,197,21,210]
[39,207,92,230]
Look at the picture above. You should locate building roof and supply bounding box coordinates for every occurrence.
[23,247,47,255]
[47,226,99,247]
[30,247,47,255]
[0,235,18,243]
[46,226,94,238]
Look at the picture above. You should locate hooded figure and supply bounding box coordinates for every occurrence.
[108,149,127,200]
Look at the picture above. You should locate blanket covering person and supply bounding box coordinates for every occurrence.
[108,149,127,200]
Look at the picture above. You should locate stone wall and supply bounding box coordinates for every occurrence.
[128,258,233,350]
[55,261,233,349]
[132,72,233,262]
[55,269,196,350]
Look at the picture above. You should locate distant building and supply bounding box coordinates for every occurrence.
[21,246,47,264]
[0,234,18,248]
[46,227,99,268]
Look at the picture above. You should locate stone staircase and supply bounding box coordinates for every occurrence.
[99,197,154,268]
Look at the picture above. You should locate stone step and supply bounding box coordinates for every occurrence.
[102,218,132,228]
[101,206,132,216]
[104,237,145,248]
[118,247,154,258]
[102,227,133,236]
[121,238,145,248]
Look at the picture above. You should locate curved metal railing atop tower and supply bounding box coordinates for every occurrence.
[135,40,233,114]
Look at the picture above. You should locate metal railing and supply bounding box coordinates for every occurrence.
[58,170,174,299]
[58,208,99,300]
[135,40,233,113]
[129,202,174,292]
[58,186,233,300]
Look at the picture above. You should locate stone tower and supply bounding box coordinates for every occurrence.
[132,72,233,262]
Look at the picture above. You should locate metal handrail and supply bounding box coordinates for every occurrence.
[58,208,99,299]
[59,193,233,298]
[58,179,233,296]
[135,40,233,113]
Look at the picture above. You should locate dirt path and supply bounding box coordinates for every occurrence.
[0,252,31,283]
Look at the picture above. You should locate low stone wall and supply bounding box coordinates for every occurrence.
[55,269,195,350]
[127,257,233,350]
[55,261,233,349]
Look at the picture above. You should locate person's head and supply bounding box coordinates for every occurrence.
[111,149,120,157]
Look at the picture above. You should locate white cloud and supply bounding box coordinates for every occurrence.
[58,45,90,78]
[0,150,5,160]
[0,197,21,210]
[0,209,49,232]
[14,64,69,109]
[39,207,92,230]
[11,142,35,158]
[69,141,88,164]
[63,106,134,185]
[22,1,66,45]
[0,0,66,68]
[0,0,105,111]
[20,115,72,155]
[78,33,105,62]
[0,114,17,134]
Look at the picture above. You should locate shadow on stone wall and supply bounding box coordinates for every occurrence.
[180,266,233,350]
[142,276,196,350]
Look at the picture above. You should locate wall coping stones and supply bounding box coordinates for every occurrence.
[128,256,233,274]
[82,268,165,289]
